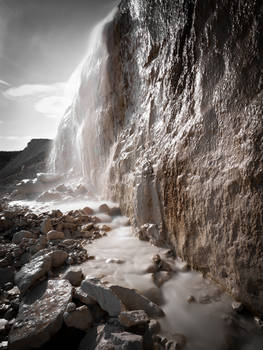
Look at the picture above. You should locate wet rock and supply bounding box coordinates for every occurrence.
[148,319,160,334]
[12,231,36,245]
[232,301,243,313]
[49,249,68,268]
[63,268,83,287]
[108,207,121,216]
[0,341,8,349]
[14,255,52,294]
[152,271,172,287]
[99,204,110,214]
[110,332,143,349]
[110,285,165,318]
[73,287,97,305]
[187,295,196,304]
[47,230,65,241]
[66,302,76,313]
[40,218,52,234]
[64,305,93,331]
[9,279,72,350]
[0,319,8,333]
[81,278,123,316]
[82,207,94,215]
[119,310,149,328]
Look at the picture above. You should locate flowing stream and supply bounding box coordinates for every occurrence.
[10,198,263,350]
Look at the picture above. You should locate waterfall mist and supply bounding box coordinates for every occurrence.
[49,8,117,194]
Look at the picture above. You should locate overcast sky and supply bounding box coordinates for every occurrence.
[0,0,117,151]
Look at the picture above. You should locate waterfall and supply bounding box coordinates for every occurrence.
[49,9,117,193]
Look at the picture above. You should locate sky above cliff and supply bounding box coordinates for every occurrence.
[0,0,117,151]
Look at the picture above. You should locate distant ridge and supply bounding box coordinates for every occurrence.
[0,138,52,193]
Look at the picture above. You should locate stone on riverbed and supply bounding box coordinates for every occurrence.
[9,279,72,350]
[119,310,149,328]
[81,278,164,318]
[14,255,51,294]
[111,285,165,318]
[63,268,83,286]
[81,278,124,316]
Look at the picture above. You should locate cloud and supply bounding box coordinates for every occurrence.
[34,96,68,118]
[0,120,3,124]
[0,79,9,86]
[4,83,65,99]
[3,82,68,119]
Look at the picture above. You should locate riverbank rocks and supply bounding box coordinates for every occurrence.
[81,278,123,316]
[79,320,143,350]
[40,218,52,234]
[119,310,149,328]
[64,305,93,330]
[111,285,165,318]
[14,255,51,294]
[12,231,36,245]
[46,230,64,240]
[63,268,83,286]
[9,279,72,350]
[81,278,164,318]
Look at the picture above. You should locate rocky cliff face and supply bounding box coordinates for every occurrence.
[100,0,263,315]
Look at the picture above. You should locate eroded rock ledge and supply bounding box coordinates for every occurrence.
[101,0,263,315]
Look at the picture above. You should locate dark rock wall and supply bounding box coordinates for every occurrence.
[102,0,263,314]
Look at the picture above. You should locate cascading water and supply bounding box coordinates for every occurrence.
[49,9,117,193]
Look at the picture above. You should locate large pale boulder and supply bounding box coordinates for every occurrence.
[80,278,164,318]
[81,278,123,316]
[9,279,72,350]
[14,255,51,294]
[110,285,164,318]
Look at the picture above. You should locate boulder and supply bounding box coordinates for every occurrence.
[110,285,165,318]
[12,231,36,245]
[119,310,149,328]
[73,287,97,305]
[14,255,51,294]
[40,218,52,234]
[63,269,83,286]
[82,207,94,215]
[110,332,143,349]
[81,278,124,316]
[64,305,93,331]
[98,204,110,214]
[49,250,68,268]
[47,230,65,241]
[8,279,72,350]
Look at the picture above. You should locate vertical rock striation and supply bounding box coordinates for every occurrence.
[103,0,263,315]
